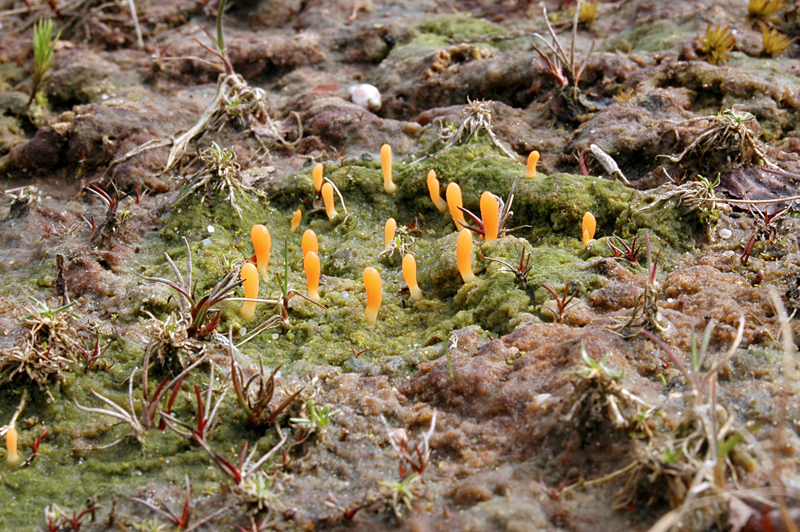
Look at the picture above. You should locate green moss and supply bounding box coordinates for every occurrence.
[605,18,700,54]
[0,130,705,529]
[417,15,508,41]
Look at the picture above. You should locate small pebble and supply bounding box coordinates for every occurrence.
[719,228,732,239]
[201,238,213,247]
[348,83,381,112]
[207,225,215,233]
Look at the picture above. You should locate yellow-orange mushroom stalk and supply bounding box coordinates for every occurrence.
[321,182,338,220]
[302,229,318,257]
[384,218,397,251]
[304,251,321,301]
[526,150,540,178]
[251,224,271,278]
[363,267,382,324]
[582,212,596,245]
[427,170,448,212]
[457,229,477,283]
[240,262,259,320]
[446,182,465,229]
[312,163,323,193]
[290,209,302,233]
[480,192,499,243]
[5,426,19,466]
[402,254,423,301]
[381,144,397,195]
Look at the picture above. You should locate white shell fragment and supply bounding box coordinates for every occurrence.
[348,83,381,112]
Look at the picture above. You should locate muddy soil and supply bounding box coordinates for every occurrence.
[1,0,800,531]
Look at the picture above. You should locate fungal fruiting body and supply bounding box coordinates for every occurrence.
[312,163,324,193]
[457,229,477,283]
[251,224,271,278]
[582,212,596,245]
[363,267,382,324]
[321,182,338,220]
[384,218,397,251]
[302,229,318,257]
[427,170,448,212]
[381,144,397,195]
[480,192,499,243]
[5,426,19,466]
[526,151,540,178]
[304,251,321,301]
[240,262,259,320]
[348,83,381,112]
[402,254,423,301]
[290,209,302,233]
[446,182,465,229]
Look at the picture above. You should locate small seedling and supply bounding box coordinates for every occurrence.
[438,98,518,159]
[384,412,437,478]
[228,330,303,427]
[231,516,278,532]
[139,237,243,341]
[20,426,48,467]
[484,246,534,288]
[566,345,626,380]
[607,235,641,265]
[75,336,111,373]
[290,399,341,429]
[74,353,208,446]
[21,295,79,321]
[29,19,61,106]
[85,184,131,245]
[44,504,98,532]
[378,473,421,520]
[195,0,234,75]
[541,283,578,323]
[131,475,192,528]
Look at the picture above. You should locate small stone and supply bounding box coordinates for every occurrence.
[719,228,732,239]
[348,83,381,112]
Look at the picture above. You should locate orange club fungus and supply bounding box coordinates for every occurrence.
[381,144,397,195]
[321,182,338,220]
[363,266,382,324]
[402,254,423,301]
[312,163,323,193]
[302,229,318,257]
[5,426,19,466]
[427,170,448,212]
[446,182,465,229]
[240,262,259,320]
[384,218,397,251]
[480,192,499,243]
[457,229,477,283]
[290,209,302,233]
[250,224,271,278]
[582,212,596,245]
[304,251,321,301]
[526,151,539,178]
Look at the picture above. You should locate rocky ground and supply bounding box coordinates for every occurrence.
[1,0,800,530]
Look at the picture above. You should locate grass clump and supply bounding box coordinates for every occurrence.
[748,0,785,19]
[697,24,734,66]
[759,21,796,57]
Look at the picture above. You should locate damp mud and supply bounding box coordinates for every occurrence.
[1,0,800,530]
